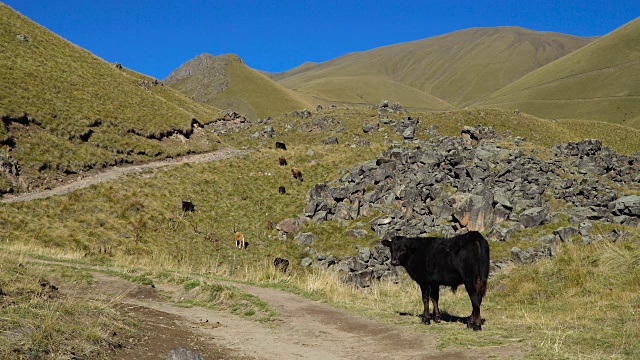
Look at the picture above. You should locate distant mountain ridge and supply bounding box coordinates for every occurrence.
[164,53,315,120]
[481,17,640,128]
[164,53,233,101]
[273,26,593,108]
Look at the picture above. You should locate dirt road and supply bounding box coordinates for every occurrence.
[1,148,245,204]
[64,270,521,360]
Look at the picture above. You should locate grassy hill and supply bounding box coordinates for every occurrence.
[164,53,315,120]
[482,17,640,128]
[274,27,591,108]
[1,106,639,357]
[0,4,224,193]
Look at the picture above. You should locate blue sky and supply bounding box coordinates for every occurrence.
[5,1,639,79]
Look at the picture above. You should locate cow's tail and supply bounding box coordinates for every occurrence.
[478,237,490,298]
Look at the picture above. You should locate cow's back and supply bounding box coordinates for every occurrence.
[405,232,489,287]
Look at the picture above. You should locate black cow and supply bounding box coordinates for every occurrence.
[181,200,195,215]
[382,231,490,330]
[275,141,287,150]
[278,186,286,194]
[274,257,290,273]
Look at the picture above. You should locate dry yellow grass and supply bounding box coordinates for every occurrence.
[0,251,129,359]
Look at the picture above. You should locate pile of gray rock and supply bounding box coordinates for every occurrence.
[300,244,399,288]
[294,126,639,287]
[208,109,250,134]
[304,130,638,235]
[377,100,403,116]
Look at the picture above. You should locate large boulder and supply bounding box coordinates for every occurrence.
[554,226,580,243]
[518,207,549,228]
[610,195,640,217]
[452,193,494,232]
[322,136,339,145]
[276,218,301,234]
[295,232,317,245]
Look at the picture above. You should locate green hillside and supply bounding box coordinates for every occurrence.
[275,27,591,108]
[0,4,223,193]
[164,53,315,120]
[482,17,640,128]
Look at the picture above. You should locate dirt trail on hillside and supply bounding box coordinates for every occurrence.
[45,262,523,360]
[1,148,245,204]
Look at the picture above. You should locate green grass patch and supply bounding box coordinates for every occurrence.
[178,283,277,323]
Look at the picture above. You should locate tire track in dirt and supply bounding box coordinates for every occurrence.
[1,148,246,204]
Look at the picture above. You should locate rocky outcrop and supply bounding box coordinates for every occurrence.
[377,100,404,116]
[611,195,640,217]
[164,53,230,102]
[0,152,24,194]
[207,110,250,135]
[295,128,639,286]
[304,131,639,238]
[552,139,639,183]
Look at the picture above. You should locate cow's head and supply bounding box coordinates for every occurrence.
[382,236,411,266]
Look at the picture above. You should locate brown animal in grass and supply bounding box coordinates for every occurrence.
[278,156,288,166]
[266,220,275,230]
[234,225,246,249]
[291,168,303,182]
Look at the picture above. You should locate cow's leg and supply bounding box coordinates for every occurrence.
[464,278,483,331]
[419,283,431,325]
[430,283,441,323]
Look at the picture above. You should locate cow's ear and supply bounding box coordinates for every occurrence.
[381,239,391,248]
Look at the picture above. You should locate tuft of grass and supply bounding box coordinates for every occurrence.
[489,238,640,358]
[177,282,277,322]
[0,253,130,359]
[183,279,201,291]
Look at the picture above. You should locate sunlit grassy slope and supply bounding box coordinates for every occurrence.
[2,107,639,271]
[274,27,591,108]
[482,17,640,128]
[0,4,224,185]
[165,53,315,120]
